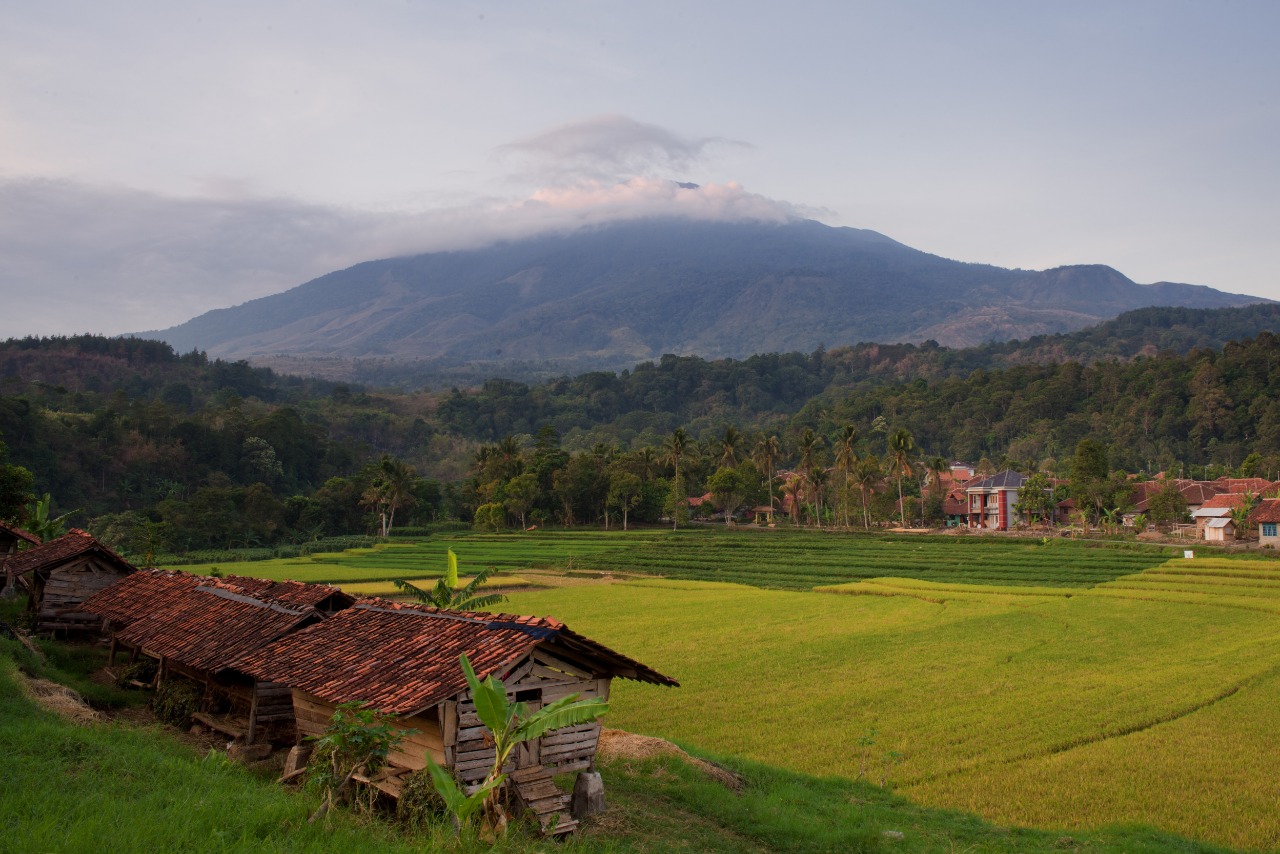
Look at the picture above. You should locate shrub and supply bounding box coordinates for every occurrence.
[395,768,446,828]
[115,658,157,689]
[152,679,202,728]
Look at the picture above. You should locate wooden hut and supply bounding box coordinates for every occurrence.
[4,529,136,634]
[236,599,677,833]
[0,521,39,557]
[81,571,354,744]
[0,522,39,599]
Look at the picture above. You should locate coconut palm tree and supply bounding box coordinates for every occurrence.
[753,434,781,513]
[663,427,689,477]
[834,426,861,528]
[887,428,916,528]
[854,456,883,528]
[719,426,743,468]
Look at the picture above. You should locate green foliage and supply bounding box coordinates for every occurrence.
[115,657,157,688]
[152,679,202,728]
[423,756,504,835]
[308,700,410,823]
[473,502,505,532]
[394,557,508,613]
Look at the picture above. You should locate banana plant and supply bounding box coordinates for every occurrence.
[459,652,609,833]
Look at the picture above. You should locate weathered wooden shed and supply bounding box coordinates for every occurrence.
[0,521,39,557]
[236,599,677,832]
[5,529,136,634]
[0,522,39,599]
[82,570,354,744]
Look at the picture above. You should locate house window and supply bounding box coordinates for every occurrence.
[1263,523,1277,538]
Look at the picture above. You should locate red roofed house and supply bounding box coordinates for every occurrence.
[236,599,677,833]
[4,529,136,634]
[1250,499,1280,548]
[81,570,354,745]
[1191,493,1252,541]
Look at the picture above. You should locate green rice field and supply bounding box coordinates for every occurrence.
[169,528,1179,590]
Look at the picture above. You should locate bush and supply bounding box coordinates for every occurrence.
[115,658,157,689]
[152,679,202,728]
[395,768,446,828]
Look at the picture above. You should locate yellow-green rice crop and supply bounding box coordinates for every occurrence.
[504,563,1280,850]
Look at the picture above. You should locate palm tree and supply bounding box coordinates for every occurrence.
[779,471,805,525]
[926,456,947,495]
[887,428,916,528]
[719,426,743,468]
[662,428,689,477]
[854,457,883,528]
[362,455,418,537]
[808,467,831,527]
[753,434,781,513]
[798,428,822,480]
[834,426,860,528]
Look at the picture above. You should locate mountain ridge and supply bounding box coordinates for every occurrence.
[141,217,1264,367]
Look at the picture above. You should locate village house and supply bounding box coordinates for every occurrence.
[5,529,136,634]
[235,598,677,834]
[1250,499,1280,548]
[1190,493,1252,541]
[965,470,1030,530]
[82,569,354,745]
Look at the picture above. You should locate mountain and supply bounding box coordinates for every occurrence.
[143,218,1263,369]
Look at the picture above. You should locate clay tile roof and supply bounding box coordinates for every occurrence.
[0,522,40,547]
[82,570,354,628]
[112,584,321,674]
[1250,499,1280,524]
[1177,481,1227,504]
[81,569,204,625]
[1199,493,1250,510]
[4,529,135,578]
[1217,477,1273,494]
[942,497,967,515]
[236,599,677,716]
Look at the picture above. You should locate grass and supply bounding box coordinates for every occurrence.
[0,640,1226,853]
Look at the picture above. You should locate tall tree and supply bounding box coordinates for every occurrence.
[719,426,743,468]
[887,428,916,528]
[662,427,690,478]
[361,455,418,537]
[753,434,781,514]
[834,426,860,528]
[853,456,883,529]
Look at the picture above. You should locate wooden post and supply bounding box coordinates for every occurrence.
[247,683,261,745]
[108,635,117,667]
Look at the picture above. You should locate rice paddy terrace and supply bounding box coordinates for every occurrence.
[168,532,1280,850]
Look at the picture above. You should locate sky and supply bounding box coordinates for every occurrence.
[2,1,1278,339]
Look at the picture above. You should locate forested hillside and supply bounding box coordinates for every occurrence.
[2,302,1280,556]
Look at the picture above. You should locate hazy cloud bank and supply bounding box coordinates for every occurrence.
[1,174,805,339]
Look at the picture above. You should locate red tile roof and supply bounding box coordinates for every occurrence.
[1216,477,1274,494]
[4,529,134,578]
[82,569,353,627]
[1198,493,1251,510]
[81,569,204,625]
[112,584,322,675]
[1250,499,1280,524]
[236,598,677,716]
[0,522,40,547]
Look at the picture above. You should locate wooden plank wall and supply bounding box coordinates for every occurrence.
[291,691,445,769]
[37,556,129,633]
